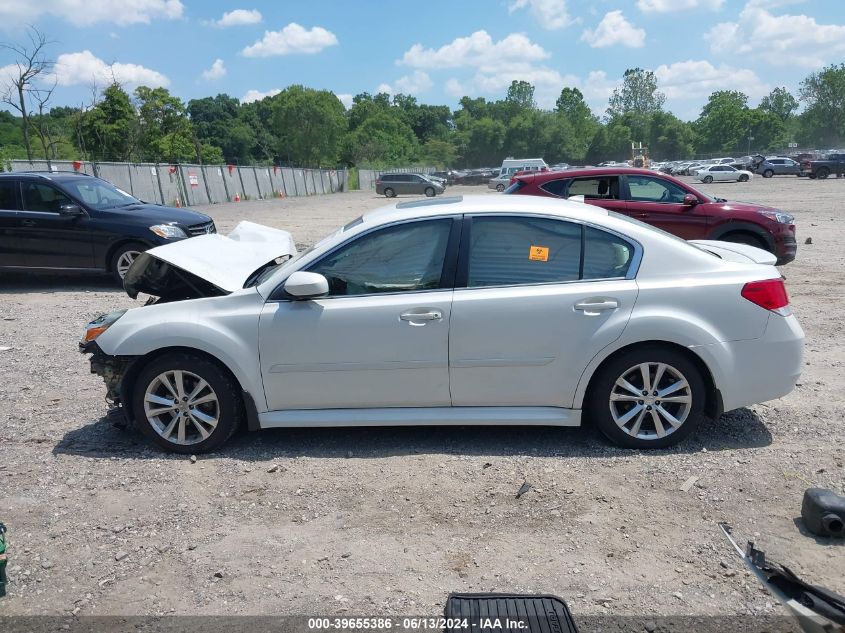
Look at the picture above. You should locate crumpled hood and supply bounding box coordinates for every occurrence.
[689,239,778,265]
[124,221,296,299]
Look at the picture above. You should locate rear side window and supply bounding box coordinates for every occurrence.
[0,181,18,210]
[582,226,634,279]
[539,179,568,197]
[568,177,620,200]
[467,217,581,287]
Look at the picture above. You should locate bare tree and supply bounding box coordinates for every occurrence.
[1,27,54,161]
[28,78,59,161]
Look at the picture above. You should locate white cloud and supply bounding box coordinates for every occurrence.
[336,93,353,109]
[52,50,169,88]
[0,0,183,27]
[200,58,226,81]
[637,0,724,13]
[706,6,845,67]
[654,59,770,101]
[581,11,646,48]
[398,30,549,71]
[508,0,574,30]
[241,23,338,57]
[382,70,434,95]
[214,8,262,27]
[240,88,281,103]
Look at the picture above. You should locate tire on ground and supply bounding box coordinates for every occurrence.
[110,241,147,284]
[131,352,243,454]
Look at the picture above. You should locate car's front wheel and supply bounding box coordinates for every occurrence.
[425,186,435,197]
[496,183,505,192]
[738,174,750,182]
[703,175,713,184]
[762,169,774,178]
[110,242,146,283]
[588,346,705,449]
[132,353,242,453]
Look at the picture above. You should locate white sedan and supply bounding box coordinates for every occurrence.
[80,195,803,453]
[695,164,753,183]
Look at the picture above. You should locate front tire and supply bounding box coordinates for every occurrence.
[110,242,146,283]
[762,169,774,178]
[738,174,750,182]
[425,186,435,197]
[496,183,505,192]
[703,175,713,184]
[720,231,768,250]
[132,353,242,453]
[587,346,705,449]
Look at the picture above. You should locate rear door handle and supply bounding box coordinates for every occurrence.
[574,299,619,315]
[21,219,37,227]
[400,309,442,322]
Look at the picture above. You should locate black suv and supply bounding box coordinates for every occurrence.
[0,172,214,281]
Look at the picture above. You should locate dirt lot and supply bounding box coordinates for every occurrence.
[1,178,843,622]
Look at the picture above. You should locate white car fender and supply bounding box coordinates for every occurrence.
[94,290,268,412]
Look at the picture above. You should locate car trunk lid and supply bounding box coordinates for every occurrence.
[689,239,778,265]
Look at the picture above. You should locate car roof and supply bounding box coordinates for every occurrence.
[0,171,94,182]
[515,166,683,182]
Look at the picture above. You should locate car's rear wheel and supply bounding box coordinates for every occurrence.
[496,183,505,192]
[588,347,706,449]
[762,169,774,178]
[110,242,146,283]
[384,187,396,198]
[425,186,435,197]
[738,174,750,182]
[703,175,713,184]
[816,168,830,179]
[132,353,242,453]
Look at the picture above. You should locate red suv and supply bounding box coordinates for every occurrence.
[507,168,797,264]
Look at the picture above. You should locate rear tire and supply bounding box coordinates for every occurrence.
[496,184,505,192]
[762,169,774,178]
[425,187,435,197]
[132,353,243,454]
[587,346,706,449]
[816,168,830,179]
[703,175,713,184]
[384,187,396,198]
[110,241,146,283]
[738,174,750,182]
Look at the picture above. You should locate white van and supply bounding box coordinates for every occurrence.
[499,158,548,177]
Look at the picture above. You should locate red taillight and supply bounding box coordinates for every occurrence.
[375,180,381,185]
[741,278,791,315]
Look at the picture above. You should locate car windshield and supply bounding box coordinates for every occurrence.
[62,179,140,209]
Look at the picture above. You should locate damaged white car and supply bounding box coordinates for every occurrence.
[80,195,804,453]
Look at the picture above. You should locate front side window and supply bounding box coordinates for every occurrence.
[626,175,687,203]
[467,216,582,287]
[62,180,138,209]
[21,182,73,212]
[307,219,452,296]
[567,177,621,200]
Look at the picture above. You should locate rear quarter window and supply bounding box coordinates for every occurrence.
[539,179,569,197]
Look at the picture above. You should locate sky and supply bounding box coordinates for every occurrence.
[2,0,845,121]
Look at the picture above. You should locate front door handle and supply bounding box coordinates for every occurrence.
[21,219,37,227]
[400,309,442,322]
[574,298,619,315]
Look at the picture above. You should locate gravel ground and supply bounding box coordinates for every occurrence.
[0,179,843,621]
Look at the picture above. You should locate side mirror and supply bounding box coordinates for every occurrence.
[682,194,699,207]
[58,203,84,217]
[284,271,329,299]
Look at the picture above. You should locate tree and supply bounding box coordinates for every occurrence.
[80,83,138,161]
[759,87,798,123]
[505,80,536,110]
[799,64,845,146]
[134,86,197,163]
[344,111,418,166]
[188,94,256,163]
[695,90,750,153]
[271,85,347,166]
[607,68,665,120]
[555,87,599,162]
[0,27,53,160]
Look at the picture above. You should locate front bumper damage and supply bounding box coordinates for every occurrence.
[79,340,136,406]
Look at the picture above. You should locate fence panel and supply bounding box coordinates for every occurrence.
[156,167,183,206]
[129,163,164,204]
[94,162,133,196]
[281,168,296,196]
[292,169,306,196]
[254,167,273,199]
[237,167,260,200]
[203,165,229,203]
[268,167,286,196]
[10,159,95,176]
[177,165,209,206]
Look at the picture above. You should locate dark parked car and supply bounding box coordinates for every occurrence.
[375,173,445,198]
[506,167,797,265]
[801,153,845,179]
[0,172,215,282]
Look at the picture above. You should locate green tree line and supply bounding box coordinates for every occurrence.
[4,65,845,169]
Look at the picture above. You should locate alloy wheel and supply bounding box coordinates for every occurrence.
[116,250,141,279]
[609,362,692,440]
[143,370,220,445]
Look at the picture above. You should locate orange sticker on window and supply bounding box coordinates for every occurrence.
[529,245,549,262]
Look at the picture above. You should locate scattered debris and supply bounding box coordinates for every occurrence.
[267,464,280,473]
[516,482,532,498]
[213,570,224,578]
[801,488,845,537]
[189,455,197,464]
[805,237,813,244]
[679,476,699,492]
[114,551,128,561]
[0,346,11,353]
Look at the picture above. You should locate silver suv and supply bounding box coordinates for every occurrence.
[376,173,445,198]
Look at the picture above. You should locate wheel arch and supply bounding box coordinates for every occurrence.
[707,222,774,252]
[577,340,722,421]
[118,345,260,431]
[104,238,153,272]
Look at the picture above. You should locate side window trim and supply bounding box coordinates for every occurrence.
[0,179,22,212]
[268,215,462,301]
